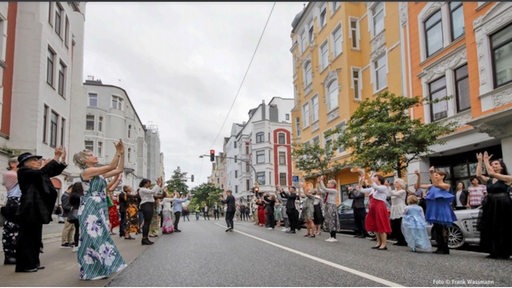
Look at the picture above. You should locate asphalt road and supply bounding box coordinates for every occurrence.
[107,219,511,287]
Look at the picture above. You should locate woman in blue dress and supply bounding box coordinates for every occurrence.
[476,151,512,259]
[72,139,126,280]
[416,166,456,254]
[401,195,432,252]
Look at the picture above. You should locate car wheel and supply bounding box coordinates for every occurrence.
[447,225,464,249]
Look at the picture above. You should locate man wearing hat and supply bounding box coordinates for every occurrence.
[15,147,67,272]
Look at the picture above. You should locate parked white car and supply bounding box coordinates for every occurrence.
[427,207,481,249]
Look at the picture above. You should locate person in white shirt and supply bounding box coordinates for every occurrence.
[138,177,163,245]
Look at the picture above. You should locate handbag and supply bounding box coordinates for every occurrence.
[67,208,78,222]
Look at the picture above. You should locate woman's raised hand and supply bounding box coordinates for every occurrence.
[114,139,125,154]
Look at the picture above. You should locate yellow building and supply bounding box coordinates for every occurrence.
[290,2,405,200]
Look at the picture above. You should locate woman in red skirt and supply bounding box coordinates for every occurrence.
[357,169,391,250]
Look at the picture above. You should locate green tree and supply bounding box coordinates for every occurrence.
[165,166,189,194]
[335,91,455,177]
[188,183,222,210]
[292,140,343,180]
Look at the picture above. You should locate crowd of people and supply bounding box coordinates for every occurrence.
[1,147,511,280]
[242,154,512,259]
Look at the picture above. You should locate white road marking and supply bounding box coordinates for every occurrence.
[216,223,403,287]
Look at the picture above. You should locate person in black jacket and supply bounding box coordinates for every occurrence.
[15,147,67,273]
[220,190,235,232]
[280,186,299,234]
[453,181,469,210]
[348,185,368,238]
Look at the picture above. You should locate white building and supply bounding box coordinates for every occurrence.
[145,124,164,181]
[219,97,294,202]
[84,78,149,190]
[0,2,86,202]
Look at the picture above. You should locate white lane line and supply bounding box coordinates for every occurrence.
[216,223,403,287]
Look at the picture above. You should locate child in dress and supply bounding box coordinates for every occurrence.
[401,195,432,252]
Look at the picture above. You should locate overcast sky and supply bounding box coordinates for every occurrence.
[83,2,306,187]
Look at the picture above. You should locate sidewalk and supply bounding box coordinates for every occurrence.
[0,227,149,287]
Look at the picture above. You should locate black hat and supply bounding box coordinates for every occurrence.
[17,152,42,168]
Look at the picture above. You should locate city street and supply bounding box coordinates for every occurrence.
[108,219,509,287]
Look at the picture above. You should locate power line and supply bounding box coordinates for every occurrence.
[210,2,277,148]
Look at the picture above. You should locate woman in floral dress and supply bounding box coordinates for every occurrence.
[72,139,126,280]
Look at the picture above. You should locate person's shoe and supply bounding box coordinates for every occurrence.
[4,257,16,265]
[141,238,153,245]
[175,229,181,232]
[72,246,79,252]
[60,243,70,248]
[377,246,388,250]
[37,265,45,270]
[124,236,135,240]
[371,245,381,249]
[225,227,233,232]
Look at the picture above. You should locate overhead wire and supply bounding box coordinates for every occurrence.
[196,2,277,185]
[209,2,277,148]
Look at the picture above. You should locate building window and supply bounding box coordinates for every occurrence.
[60,118,65,146]
[352,68,361,100]
[128,124,131,138]
[295,117,301,137]
[55,2,63,37]
[311,95,319,123]
[491,23,512,88]
[279,152,286,165]
[47,47,55,87]
[256,150,265,164]
[65,16,69,48]
[58,61,66,96]
[279,173,287,186]
[320,41,329,70]
[235,170,238,179]
[429,76,448,121]
[256,132,264,143]
[128,148,131,162]
[303,61,312,88]
[98,116,103,132]
[450,2,464,41]
[234,141,237,148]
[326,79,339,111]
[319,5,327,28]
[302,103,310,127]
[331,1,340,12]
[86,115,95,130]
[98,141,103,157]
[301,30,307,53]
[425,10,443,57]
[234,155,238,163]
[455,64,470,112]
[112,95,123,110]
[285,113,290,121]
[256,172,266,185]
[374,54,387,91]
[278,133,286,144]
[332,25,342,58]
[43,105,48,144]
[308,24,314,43]
[350,18,360,49]
[48,2,53,25]
[85,140,93,151]
[371,2,384,36]
[50,110,58,148]
[88,93,98,107]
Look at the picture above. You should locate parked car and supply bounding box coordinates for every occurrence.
[427,207,481,249]
[335,198,391,237]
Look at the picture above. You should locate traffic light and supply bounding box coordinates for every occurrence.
[191,174,194,182]
[210,149,215,162]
